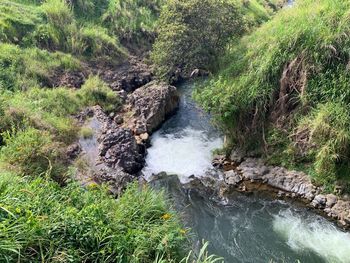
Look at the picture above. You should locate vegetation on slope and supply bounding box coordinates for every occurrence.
[0,1,197,262]
[151,0,285,80]
[0,175,186,262]
[195,0,350,192]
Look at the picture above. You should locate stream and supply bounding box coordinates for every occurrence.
[142,81,350,263]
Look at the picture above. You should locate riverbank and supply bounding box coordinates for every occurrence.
[212,154,350,229]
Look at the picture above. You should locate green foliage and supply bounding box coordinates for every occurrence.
[152,0,245,79]
[0,43,80,91]
[0,128,62,178]
[0,0,43,44]
[76,25,126,57]
[0,75,119,140]
[196,0,350,191]
[103,0,164,41]
[70,0,109,20]
[0,177,186,262]
[78,75,121,112]
[295,102,350,189]
[180,242,224,263]
[41,0,74,27]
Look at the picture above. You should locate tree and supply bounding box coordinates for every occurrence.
[151,0,244,81]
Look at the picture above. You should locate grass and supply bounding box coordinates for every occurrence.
[195,0,350,192]
[0,75,120,183]
[0,175,187,262]
[0,0,230,261]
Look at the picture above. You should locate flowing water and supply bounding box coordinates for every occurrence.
[142,81,350,263]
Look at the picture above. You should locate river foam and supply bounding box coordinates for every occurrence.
[273,209,350,263]
[143,127,223,182]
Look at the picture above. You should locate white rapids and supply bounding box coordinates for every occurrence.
[273,209,350,263]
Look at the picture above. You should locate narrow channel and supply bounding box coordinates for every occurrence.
[142,81,350,263]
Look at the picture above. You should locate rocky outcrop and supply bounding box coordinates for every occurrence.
[99,127,144,174]
[128,81,179,134]
[93,57,153,93]
[211,154,350,229]
[235,158,319,201]
[75,106,145,197]
[94,166,134,197]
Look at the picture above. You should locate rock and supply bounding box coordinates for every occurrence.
[95,57,153,93]
[326,194,338,208]
[134,121,147,135]
[66,143,81,159]
[190,69,209,78]
[140,133,149,141]
[99,128,144,174]
[312,194,327,208]
[230,149,245,164]
[95,166,134,197]
[128,81,179,133]
[114,114,124,124]
[212,155,226,168]
[224,170,242,186]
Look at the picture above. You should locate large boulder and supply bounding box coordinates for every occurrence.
[99,127,144,174]
[128,81,179,133]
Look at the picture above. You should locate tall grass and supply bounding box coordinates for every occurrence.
[195,0,350,191]
[0,176,186,262]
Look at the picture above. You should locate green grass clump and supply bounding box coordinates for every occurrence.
[0,128,63,179]
[195,0,350,191]
[78,75,121,112]
[103,0,164,42]
[0,176,186,262]
[0,1,43,44]
[295,102,350,190]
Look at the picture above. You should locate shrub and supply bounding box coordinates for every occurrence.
[0,178,186,262]
[151,0,245,80]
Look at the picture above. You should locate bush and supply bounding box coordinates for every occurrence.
[151,0,245,80]
[0,177,186,262]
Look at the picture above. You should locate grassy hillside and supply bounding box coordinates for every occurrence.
[0,1,192,262]
[195,0,350,192]
[0,0,291,261]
